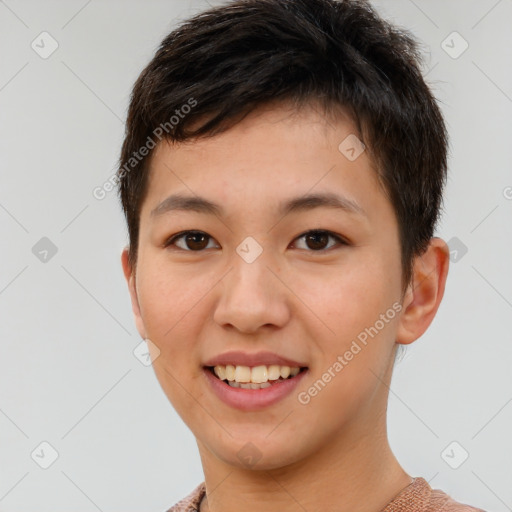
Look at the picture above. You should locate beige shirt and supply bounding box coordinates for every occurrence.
[165,477,486,512]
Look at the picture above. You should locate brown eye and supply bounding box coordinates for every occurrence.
[293,230,347,252]
[165,231,217,251]
[164,229,348,253]
[305,232,329,250]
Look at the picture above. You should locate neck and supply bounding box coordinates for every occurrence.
[197,416,411,512]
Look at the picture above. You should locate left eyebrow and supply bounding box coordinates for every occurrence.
[150,191,368,219]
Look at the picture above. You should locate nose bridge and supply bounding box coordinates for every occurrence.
[213,235,289,332]
[230,235,278,300]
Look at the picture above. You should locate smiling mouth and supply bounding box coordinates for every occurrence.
[206,365,308,389]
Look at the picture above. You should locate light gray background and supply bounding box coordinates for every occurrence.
[1,0,511,511]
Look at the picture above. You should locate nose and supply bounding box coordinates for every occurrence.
[213,249,291,334]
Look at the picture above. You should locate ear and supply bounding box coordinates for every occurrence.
[395,237,450,345]
[121,247,147,339]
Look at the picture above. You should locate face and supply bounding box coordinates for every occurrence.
[123,102,410,470]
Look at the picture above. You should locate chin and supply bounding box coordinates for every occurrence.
[204,433,313,471]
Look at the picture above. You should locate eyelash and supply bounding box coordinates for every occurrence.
[163,229,349,253]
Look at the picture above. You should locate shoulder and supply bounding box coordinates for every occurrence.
[382,477,487,512]
[164,482,206,512]
[165,477,487,512]
[428,485,487,512]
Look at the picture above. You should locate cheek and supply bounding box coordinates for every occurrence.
[135,265,209,419]
[136,262,204,360]
[310,256,399,386]
[319,259,393,332]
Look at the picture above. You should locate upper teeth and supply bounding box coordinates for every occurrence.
[213,364,301,383]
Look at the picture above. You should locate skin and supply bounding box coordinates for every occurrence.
[121,102,450,512]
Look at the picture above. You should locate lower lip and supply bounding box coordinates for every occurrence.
[203,367,309,411]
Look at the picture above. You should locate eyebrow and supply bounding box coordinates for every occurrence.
[150,192,367,219]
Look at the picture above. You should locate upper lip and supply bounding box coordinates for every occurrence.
[203,350,307,368]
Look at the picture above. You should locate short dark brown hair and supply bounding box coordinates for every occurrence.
[117,0,449,298]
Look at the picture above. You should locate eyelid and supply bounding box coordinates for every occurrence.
[164,229,349,251]
[292,229,349,248]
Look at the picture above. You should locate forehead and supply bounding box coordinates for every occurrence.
[141,103,390,225]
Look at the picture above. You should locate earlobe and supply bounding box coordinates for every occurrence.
[121,247,147,339]
[395,237,450,345]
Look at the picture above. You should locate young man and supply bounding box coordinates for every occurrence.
[117,0,485,510]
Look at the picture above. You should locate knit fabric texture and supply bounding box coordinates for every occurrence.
[165,476,486,512]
